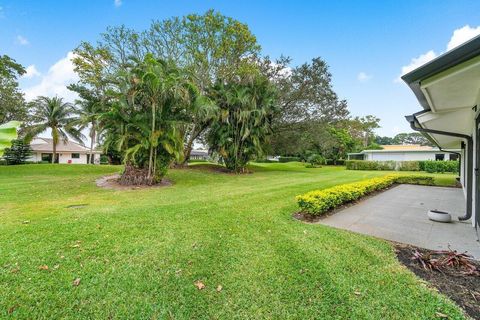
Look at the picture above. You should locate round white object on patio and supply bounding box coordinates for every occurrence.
[427,210,452,223]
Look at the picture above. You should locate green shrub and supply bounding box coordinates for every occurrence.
[100,154,109,164]
[278,156,300,163]
[395,175,435,185]
[296,174,437,215]
[422,160,458,173]
[326,159,345,165]
[307,154,325,167]
[346,160,458,173]
[254,158,275,163]
[346,160,395,170]
[397,161,421,171]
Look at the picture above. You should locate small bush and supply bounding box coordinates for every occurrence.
[335,159,345,166]
[307,154,325,167]
[278,156,300,163]
[296,174,436,215]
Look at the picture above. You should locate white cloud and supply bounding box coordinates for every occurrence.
[0,6,4,19]
[357,72,372,83]
[16,35,29,46]
[22,65,41,79]
[395,50,437,82]
[23,52,79,102]
[397,25,480,82]
[114,0,122,7]
[447,25,480,51]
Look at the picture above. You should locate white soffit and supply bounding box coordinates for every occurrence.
[417,109,473,148]
[420,55,480,112]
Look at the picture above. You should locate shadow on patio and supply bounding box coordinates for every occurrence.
[319,184,480,259]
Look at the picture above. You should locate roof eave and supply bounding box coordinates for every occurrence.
[401,35,480,110]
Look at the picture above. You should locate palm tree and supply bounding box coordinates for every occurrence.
[102,54,197,185]
[207,74,277,173]
[27,96,85,163]
[73,93,102,164]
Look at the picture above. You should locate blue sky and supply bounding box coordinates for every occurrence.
[1,0,480,136]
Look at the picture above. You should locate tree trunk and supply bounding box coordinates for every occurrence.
[148,103,156,179]
[180,125,204,166]
[89,125,96,164]
[52,142,56,164]
[181,137,195,166]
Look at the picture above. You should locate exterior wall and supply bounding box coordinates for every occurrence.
[58,153,88,164]
[365,151,452,161]
[28,152,95,164]
[472,112,478,228]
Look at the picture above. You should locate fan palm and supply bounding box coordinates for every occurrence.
[27,96,85,163]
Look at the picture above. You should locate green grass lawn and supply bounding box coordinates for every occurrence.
[0,163,465,319]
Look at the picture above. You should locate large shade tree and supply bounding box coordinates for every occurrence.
[0,55,29,125]
[265,57,351,157]
[27,96,84,163]
[207,73,277,173]
[102,54,200,185]
[73,10,258,164]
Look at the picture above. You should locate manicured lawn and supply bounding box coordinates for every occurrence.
[0,163,465,319]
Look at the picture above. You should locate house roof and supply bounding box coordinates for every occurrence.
[402,35,480,149]
[30,137,100,153]
[379,144,433,151]
[347,144,460,156]
[402,35,480,110]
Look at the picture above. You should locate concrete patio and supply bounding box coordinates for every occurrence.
[319,184,480,259]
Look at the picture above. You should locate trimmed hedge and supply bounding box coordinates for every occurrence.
[278,156,300,163]
[422,160,458,173]
[346,160,458,173]
[345,160,395,170]
[326,159,346,166]
[296,175,435,216]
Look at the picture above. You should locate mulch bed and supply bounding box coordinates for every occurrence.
[293,184,399,223]
[395,244,480,319]
[95,174,172,190]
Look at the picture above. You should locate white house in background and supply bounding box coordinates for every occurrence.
[347,144,460,161]
[402,34,480,230]
[29,138,101,164]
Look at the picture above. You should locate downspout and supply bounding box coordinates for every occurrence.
[406,114,473,221]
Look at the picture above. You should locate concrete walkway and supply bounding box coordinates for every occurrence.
[319,184,480,259]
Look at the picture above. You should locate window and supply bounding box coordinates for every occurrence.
[71,153,80,159]
[41,153,52,162]
[435,154,445,161]
[449,154,459,161]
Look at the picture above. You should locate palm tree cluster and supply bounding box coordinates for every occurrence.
[102,54,199,185]
[23,56,278,183]
[207,74,277,173]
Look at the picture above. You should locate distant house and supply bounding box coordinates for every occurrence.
[347,144,460,161]
[29,138,101,164]
[190,149,209,160]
